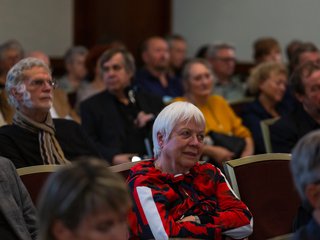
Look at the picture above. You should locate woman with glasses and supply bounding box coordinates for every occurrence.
[0,57,101,168]
[127,101,253,240]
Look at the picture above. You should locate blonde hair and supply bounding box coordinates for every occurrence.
[247,61,287,96]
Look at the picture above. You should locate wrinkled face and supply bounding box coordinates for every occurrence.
[143,38,170,71]
[211,48,236,79]
[259,71,287,103]
[57,209,128,240]
[187,62,214,98]
[262,48,282,63]
[160,120,205,172]
[102,53,132,94]
[298,70,320,116]
[169,39,187,69]
[15,66,54,113]
[299,52,320,66]
[68,54,87,79]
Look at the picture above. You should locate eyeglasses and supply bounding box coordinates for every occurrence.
[29,79,57,89]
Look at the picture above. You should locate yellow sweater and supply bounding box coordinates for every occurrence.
[173,95,251,138]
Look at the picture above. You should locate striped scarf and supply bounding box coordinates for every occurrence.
[13,111,69,165]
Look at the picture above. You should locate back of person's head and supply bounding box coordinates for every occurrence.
[165,34,186,48]
[6,57,50,108]
[291,42,320,70]
[152,101,205,158]
[0,39,24,61]
[286,40,303,63]
[37,158,131,240]
[206,43,235,60]
[64,46,88,65]
[195,44,210,59]
[99,48,136,76]
[253,37,281,63]
[291,130,320,202]
[248,61,287,96]
[290,61,320,95]
[85,44,110,81]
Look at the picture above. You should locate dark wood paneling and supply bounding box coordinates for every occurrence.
[74,0,171,60]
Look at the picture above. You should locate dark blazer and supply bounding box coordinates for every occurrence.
[0,157,37,240]
[80,88,164,163]
[241,98,290,154]
[270,104,320,153]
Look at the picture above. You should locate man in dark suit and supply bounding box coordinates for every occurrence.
[81,48,164,165]
[270,61,320,153]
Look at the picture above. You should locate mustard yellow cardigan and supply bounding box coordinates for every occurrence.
[173,95,251,138]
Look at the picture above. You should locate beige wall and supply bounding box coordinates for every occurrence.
[173,0,320,61]
[0,0,73,57]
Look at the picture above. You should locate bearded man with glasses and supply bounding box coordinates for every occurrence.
[0,57,101,168]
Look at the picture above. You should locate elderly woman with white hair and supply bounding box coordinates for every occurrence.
[127,101,253,240]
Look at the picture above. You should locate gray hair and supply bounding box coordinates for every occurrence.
[64,46,88,65]
[206,42,235,59]
[181,58,214,93]
[0,39,24,60]
[99,48,136,76]
[6,57,51,108]
[37,158,131,240]
[152,101,205,158]
[291,130,320,201]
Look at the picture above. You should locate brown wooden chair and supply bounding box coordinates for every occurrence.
[17,165,61,205]
[108,159,151,179]
[223,153,300,240]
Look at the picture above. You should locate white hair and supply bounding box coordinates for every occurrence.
[152,101,205,158]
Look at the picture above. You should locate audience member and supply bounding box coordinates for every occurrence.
[37,158,131,240]
[286,40,303,74]
[0,57,100,168]
[59,46,88,94]
[81,48,164,165]
[77,44,109,104]
[0,40,24,125]
[241,62,290,154]
[127,101,253,239]
[253,37,282,64]
[166,34,188,79]
[0,39,24,86]
[206,43,245,101]
[290,42,320,72]
[270,62,320,153]
[174,59,253,163]
[135,36,183,103]
[0,156,37,240]
[27,50,81,123]
[291,130,320,239]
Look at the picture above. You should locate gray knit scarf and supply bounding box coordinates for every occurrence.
[13,111,69,165]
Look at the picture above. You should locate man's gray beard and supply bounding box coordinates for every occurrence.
[22,91,33,108]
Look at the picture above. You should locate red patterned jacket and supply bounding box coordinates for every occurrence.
[127,160,253,239]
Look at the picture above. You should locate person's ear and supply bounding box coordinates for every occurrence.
[51,220,75,240]
[157,132,165,148]
[305,183,320,209]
